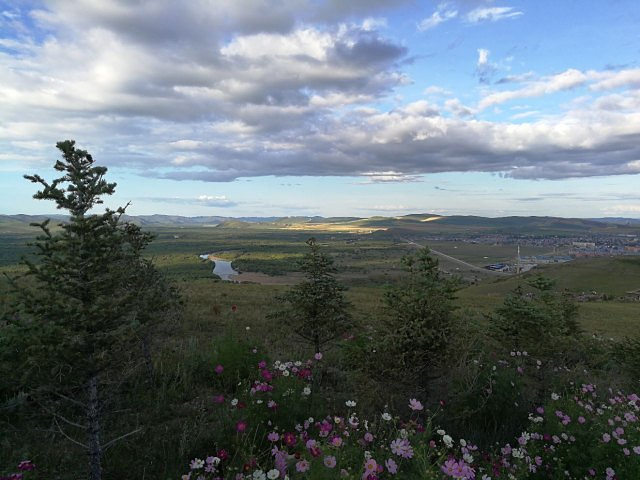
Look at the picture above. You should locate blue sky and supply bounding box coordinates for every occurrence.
[1,0,640,218]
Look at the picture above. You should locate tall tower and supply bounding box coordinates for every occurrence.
[517,244,521,273]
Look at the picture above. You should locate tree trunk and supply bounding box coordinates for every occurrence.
[142,331,154,383]
[87,374,103,480]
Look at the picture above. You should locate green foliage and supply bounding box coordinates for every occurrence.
[490,275,580,351]
[270,238,352,353]
[0,140,179,479]
[378,247,460,388]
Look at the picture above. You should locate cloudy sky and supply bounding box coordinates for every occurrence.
[2,0,640,218]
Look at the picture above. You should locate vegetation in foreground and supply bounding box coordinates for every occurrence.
[1,142,639,479]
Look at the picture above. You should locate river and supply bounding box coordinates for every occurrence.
[198,254,239,281]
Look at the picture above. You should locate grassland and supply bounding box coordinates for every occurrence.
[2,214,640,478]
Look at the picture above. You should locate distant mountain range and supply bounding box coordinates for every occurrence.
[1,213,639,235]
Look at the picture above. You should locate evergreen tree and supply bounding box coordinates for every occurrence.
[0,140,178,480]
[271,238,352,353]
[379,247,460,389]
[491,275,580,350]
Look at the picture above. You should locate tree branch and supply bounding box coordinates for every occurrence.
[103,427,142,451]
[54,417,89,450]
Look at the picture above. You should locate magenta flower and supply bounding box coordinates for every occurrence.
[214,364,224,375]
[236,420,247,433]
[314,352,323,360]
[267,431,280,442]
[408,398,424,411]
[17,461,35,472]
[213,394,225,404]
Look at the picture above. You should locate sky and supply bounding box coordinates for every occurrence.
[1,0,640,219]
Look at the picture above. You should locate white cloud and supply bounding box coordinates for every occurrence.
[478,69,588,109]
[466,6,523,24]
[477,48,490,66]
[418,2,458,31]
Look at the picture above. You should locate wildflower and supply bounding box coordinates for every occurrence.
[253,470,266,480]
[442,434,453,447]
[214,364,224,375]
[296,460,310,473]
[283,432,297,447]
[231,304,237,312]
[602,433,611,442]
[267,469,280,479]
[190,459,205,470]
[346,400,357,407]
[390,438,414,458]
[302,386,311,396]
[324,456,337,468]
[364,432,374,443]
[231,398,239,406]
[236,420,248,433]
[213,394,225,404]
[605,467,615,479]
[408,398,423,411]
[17,461,35,472]
[385,458,398,475]
[381,412,392,421]
[634,446,640,454]
[363,459,377,477]
[315,352,323,360]
[551,392,560,400]
[268,431,280,442]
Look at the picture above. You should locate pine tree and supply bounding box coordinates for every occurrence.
[0,140,178,480]
[271,238,352,353]
[379,247,460,389]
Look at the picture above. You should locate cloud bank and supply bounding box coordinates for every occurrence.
[0,0,639,185]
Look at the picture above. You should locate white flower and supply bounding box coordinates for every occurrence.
[278,364,287,371]
[253,470,266,480]
[463,452,474,464]
[460,439,467,447]
[282,370,290,377]
[551,393,560,400]
[294,361,302,367]
[345,400,357,407]
[437,429,446,435]
[512,448,525,459]
[302,386,311,396]
[256,399,263,404]
[267,469,280,479]
[381,412,392,421]
[442,435,453,447]
[231,398,239,406]
[307,417,314,423]
[364,450,372,460]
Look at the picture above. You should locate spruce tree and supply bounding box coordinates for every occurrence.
[272,238,352,353]
[0,140,177,479]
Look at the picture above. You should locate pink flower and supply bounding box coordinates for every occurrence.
[390,438,414,458]
[236,420,247,433]
[17,461,35,471]
[364,432,374,443]
[213,394,225,404]
[324,456,337,468]
[363,459,377,478]
[314,352,323,360]
[214,364,224,375]
[578,416,586,424]
[385,458,398,475]
[267,431,280,442]
[408,398,423,411]
[296,460,310,473]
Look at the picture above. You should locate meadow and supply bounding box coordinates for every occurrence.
[1,218,639,479]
